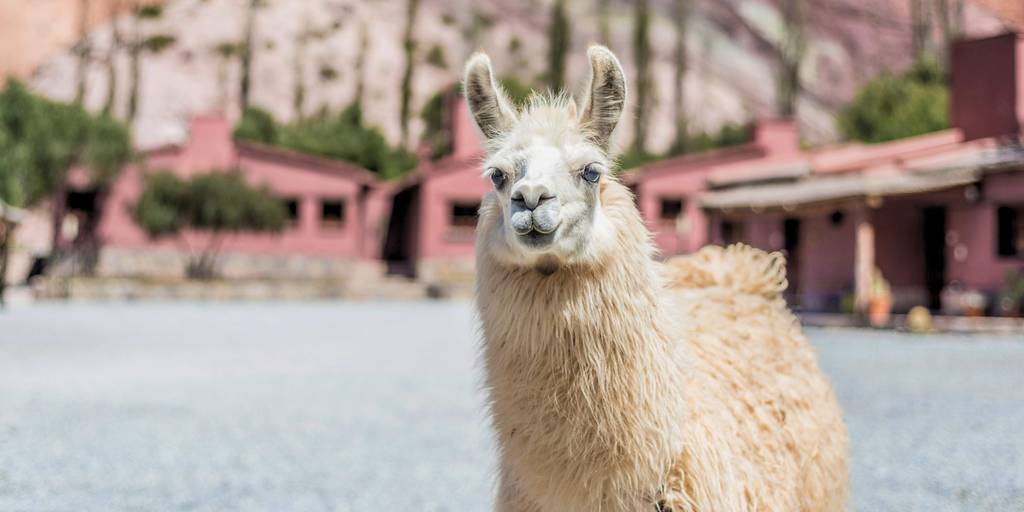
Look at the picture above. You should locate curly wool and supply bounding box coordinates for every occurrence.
[476,180,848,512]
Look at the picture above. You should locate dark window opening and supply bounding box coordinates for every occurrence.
[448,201,480,242]
[721,221,737,245]
[320,199,346,228]
[829,210,845,226]
[450,202,480,228]
[997,205,1022,257]
[282,198,300,226]
[660,198,684,223]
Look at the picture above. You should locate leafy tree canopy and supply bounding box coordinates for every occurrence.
[838,57,949,143]
[234,105,417,180]
[133,170,285,239]
[0,81,132,208]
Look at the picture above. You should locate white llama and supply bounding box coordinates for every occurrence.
[466,46,848,512]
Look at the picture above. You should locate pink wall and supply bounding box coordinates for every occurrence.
[95,117,379,259]
[948,172,1024,290]
[416,158,491,260]
[951,32,1023,141]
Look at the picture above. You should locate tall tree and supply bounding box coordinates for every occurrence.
[910,0,932,61]
[126,3,175,122]
[399,0,421,147]
[777,0,806,117]
[74,0,92,104]
[102,1,123,116]
[546,0,571,92]
[353,22,369,114]
[937,0,964,67]
[671,0,690,153]
[0,82,132,293]
[240,0,261,111]
[598,0,611,46]
[632,0,652,153]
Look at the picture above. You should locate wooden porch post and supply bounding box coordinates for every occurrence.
[853,204,875,314]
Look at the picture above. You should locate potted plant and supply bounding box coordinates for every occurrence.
[996,270,1024,317]
[868,268,893,328]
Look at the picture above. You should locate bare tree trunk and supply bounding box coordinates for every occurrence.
[671,0,690,153]
[127,7,141,121]
[632,0,652,154]
[910,0,932,61]
[777,0,806,117]
[0,222,11,308]
[353,22,369,113]
[399,0,421,147]
[240,0,259,111]
[75,0,92,105]
[546,0,571,92]
[103,1,122,116]
[937,0,963,67]
[293,22,308,122]
[598,0,611,46]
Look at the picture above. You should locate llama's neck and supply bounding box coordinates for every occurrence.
[475,184,689,509]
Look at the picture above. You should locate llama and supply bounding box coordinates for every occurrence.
[466,46,848,512]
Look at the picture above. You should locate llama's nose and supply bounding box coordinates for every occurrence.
[511,181,555,210]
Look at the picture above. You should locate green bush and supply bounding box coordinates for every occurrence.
[132,170,286,279]
[234,105,417,180]
[839,58,949,143]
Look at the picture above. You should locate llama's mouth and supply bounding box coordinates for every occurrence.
[517,229,556,248]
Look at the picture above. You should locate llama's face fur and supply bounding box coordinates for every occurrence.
[464,47,627,273]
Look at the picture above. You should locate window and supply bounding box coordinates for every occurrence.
[659,198,684,224]
[320,199,346,229]
[282,198,300,227]
[449,201,480,241]
[451,202,480,228]
[721,221,738,245]
[997,205,1023,257]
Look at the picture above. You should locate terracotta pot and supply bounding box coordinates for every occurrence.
[869,297,892,327]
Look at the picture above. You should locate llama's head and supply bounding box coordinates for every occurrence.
[464,46,627,272]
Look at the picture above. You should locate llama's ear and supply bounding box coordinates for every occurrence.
[578,46,627,151]
[463,53,517,140]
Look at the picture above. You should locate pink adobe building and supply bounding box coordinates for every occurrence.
[65,115,391,279]
[380,95,490,284]
[632,32,1024,314]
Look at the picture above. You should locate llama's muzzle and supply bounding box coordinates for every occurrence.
[510,197,560,236]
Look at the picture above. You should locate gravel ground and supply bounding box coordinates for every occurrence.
[1,302,1022,511]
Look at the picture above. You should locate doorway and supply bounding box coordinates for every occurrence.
[922,207,947,310]
[783,217,801,306]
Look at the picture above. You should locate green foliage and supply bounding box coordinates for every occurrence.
[133,170,286,279]
[133,171,285,238]
[319,65,339,82]
[545,0,570,92]
[677,122,750,154]
[142,34,176,53]
[425,44,448,69]
[234,105,417,180]
[498,77,534,107]
[838,58,949,143]
[420,90,452,160]
[137,4,164,18]
[233,107,279,144]
[0,81,132,208]
[616,149,660,172]
[621,122,751,170]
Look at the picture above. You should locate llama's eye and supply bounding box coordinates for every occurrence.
[489,169,506,189]
[581,163,601,184]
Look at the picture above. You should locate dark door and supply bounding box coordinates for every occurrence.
[922,207,947,310]
[783,217,801,306]
[382,185,420,277]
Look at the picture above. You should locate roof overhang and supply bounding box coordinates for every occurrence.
[700,144,1024,211]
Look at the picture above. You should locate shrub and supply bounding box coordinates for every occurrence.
[838,58,949,143]
[234,105,417,180]
[132,170,286,279]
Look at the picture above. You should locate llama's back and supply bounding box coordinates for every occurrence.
[659,244,849,511]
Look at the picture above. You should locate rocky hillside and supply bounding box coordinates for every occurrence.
[20,0,1018,152]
